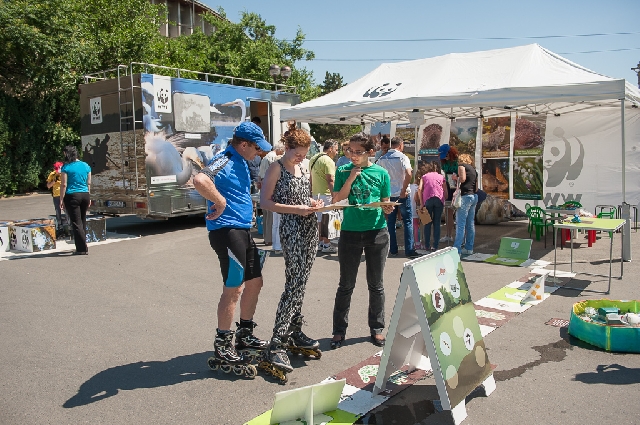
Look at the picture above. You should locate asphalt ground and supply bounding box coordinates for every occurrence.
[1,193,639,425]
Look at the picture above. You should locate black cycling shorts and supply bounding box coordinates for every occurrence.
[209,228,261,287]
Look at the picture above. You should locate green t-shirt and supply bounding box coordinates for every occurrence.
[441,160,458,175]
[334,163,391,232]
[310,153,336,196]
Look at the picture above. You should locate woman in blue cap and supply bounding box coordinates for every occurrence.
[438,144,459,243]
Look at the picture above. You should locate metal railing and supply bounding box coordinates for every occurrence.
[83,62,297,93]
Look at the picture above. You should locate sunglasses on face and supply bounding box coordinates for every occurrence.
[346,148,368,156]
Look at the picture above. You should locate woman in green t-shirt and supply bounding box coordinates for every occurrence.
[330,133,395,349]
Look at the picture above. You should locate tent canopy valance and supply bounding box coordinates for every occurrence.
[282,44,640,124]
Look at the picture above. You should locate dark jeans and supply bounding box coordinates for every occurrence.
[63,192,90,253]
[52,196,66,228]
[424,197,444,249]
[332,228,389,337]
[386,196,413,254]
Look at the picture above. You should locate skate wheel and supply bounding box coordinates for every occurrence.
[314,349,322,359]
[207,357,219,371]
[232,365,244,376]
[245,365,257,379]
[279,374,288,384]
[221,364,232,373]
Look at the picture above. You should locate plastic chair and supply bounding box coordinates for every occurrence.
[527,206,554,247]
[597,211,615,239]
[525,203,532,233]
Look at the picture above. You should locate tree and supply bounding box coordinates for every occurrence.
[0,2,319,195]
[309,72,361,145]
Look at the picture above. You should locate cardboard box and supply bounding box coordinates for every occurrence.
[85,216,107,242]
[8,222,56,252]
[0,221,12,252]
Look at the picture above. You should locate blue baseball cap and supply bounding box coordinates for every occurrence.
[438,144,450,159]
[234,121,272,152]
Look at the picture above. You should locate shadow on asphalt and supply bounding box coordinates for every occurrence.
[106,215,205,237]
[574,363,640,385]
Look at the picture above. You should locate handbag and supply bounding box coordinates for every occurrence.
[418,207,432,225]
[452,180,462,209]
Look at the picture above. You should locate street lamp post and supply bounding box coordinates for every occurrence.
[269,64,292,91]
[632,62,640,89]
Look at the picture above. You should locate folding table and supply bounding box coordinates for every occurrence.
[552,218,625,294]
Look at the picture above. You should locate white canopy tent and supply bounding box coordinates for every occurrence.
[282,44,640,211]
[282,44,640,124]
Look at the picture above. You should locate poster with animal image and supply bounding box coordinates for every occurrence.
[449,118,478,157]
[482,117,511,158]
[395,123,416,152]
[514,115,546,156]
[513,156,543,200]
[139,73,252,187]
[368,121,392,152]
[482,158,510,199]
[419,123,443,154]
[412,249,492,409]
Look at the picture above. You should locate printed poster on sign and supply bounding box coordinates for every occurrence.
[418,122,443,155]
[412,250,492,408]
[482,157,510,199]
[395,123,416,152]
[513,115,547,200]
[90,97,102,124]
[368,121,392,153]
[481,117,510,158]
[449,118,478,157]
[153,75,172,114]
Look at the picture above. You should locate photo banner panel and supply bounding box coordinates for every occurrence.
[513,115,547,200]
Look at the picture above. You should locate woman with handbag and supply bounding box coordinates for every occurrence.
[452,154,478,255]
[418,161,447,251]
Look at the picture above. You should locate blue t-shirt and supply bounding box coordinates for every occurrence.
[200,146,253,231]
[61,161,91,194]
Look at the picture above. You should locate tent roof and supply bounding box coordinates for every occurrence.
[282,44,640,124]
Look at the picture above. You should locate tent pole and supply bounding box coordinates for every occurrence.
[621,99,626,202]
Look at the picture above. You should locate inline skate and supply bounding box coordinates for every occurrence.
[287,314,322,359]
[207,330,257,379]
[235,320,269,362]
[258,335,293,384]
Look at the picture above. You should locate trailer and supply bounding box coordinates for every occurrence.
[79,63,300,219]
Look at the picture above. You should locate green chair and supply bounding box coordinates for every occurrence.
[597,211,615,239]
[527,206,554,247]
[525,203,532,233]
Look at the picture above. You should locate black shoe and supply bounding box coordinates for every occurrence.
[330,335,345,350]
[370,334,386,347]
[405,251,421,258]
[388,252,398,257]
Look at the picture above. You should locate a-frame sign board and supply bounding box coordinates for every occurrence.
[373,247,495,424]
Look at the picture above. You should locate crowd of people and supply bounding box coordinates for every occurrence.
[191,119,479,380]
[44,119,477,380]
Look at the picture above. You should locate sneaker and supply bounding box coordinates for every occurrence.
[273,249,282,255]
[461,248,474,255]
[439,236,452,243]
[317,242,324,251]
[406,251,421,259]
[388,252,398,257]
[321,244,337,253]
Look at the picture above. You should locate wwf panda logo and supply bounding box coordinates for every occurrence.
[363,83,402,98]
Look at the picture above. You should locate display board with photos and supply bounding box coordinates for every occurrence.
[512,115,546,200]
[481,117,511,200]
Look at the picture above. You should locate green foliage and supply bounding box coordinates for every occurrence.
[0,1,321,195]
[309,72,360,144]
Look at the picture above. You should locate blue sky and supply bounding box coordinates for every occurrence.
[204,0,640,86]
